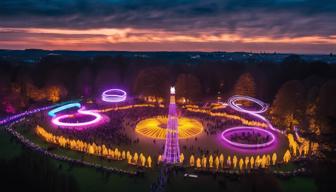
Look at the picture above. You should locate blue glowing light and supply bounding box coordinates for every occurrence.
[48,103,81,117]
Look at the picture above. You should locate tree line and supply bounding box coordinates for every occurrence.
[0,54,335,136]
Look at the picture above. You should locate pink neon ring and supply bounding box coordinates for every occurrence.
[51,109,103,128]
[221,126,275,148]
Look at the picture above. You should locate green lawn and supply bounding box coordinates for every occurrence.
[50,160,156,192]
[0,123,319,192]
[0,130,22,160]
[280,177,317,192]
[0,130,157,192]
[270,162,297,172]
[16,124,139,172]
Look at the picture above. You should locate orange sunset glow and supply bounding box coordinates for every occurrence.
[0,27,335,53]
[0,0,335,53]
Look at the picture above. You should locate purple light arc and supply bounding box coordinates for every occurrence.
[220,95,281,149]
[0,100,81,125]
[51,108,103,130]
[101,89,127,103]
[227,95,283,134]
[221,126,275,148]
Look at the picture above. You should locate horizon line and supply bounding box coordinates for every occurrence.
[0,48,334,56]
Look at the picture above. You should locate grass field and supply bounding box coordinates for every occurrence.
[0,130,22,160]
[0,128,318,192]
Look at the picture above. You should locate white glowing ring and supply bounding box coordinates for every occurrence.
[101,89,127,103]
[225,95,283,135]
[228,95,268,114]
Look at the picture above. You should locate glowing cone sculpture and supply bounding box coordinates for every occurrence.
[162,87,181,164]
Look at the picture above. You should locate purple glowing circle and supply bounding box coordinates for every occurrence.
[221,126,276,149]
[228,95,268,114]
[51,108,103,129]
[226,95,283,134]
[101,89,127,103]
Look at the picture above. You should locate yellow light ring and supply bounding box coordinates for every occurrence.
[135,116,203,139]
[94,104,161,113]
[184,107,268,128]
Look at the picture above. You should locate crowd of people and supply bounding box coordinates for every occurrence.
[7,102,287,162]
[38,105,167,150]
[183,107,254,135]
[1,101,316,190]
[20,101,270,159]
[229,131,271,144]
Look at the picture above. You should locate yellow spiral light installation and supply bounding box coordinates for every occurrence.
[135,116,203,139]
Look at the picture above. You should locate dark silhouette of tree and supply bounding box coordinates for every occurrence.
[233,73,256,97]
[175,73,202,102]
[270,80,305,130]
[281,54,306,80]
[133,66,170,100]
[76,66,94,98]
[317,80,336,135]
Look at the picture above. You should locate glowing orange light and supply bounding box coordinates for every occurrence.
[135,116,203,139]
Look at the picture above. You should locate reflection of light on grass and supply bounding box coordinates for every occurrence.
[135,116,203,139]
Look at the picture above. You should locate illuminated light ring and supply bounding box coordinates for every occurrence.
[221,126,275,148]
[102,89,127,103]
[0,100,81,125]
[228,95,268,114]
[221,95,282,149]
[51,108,103,128]
[48,103,81,117]
[227,95,283,134]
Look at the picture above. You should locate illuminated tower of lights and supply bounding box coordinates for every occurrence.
[162,86,181,164]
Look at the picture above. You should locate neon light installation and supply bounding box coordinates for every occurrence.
[228,95,268,114]
[221,95,280,149]
[48,103,81,117]
[0,100,80,125]
[51,108,103,130]
[162,86,181,164]
[101,89,127,103]
[135,116,203,139]
[221,126,275,148]
[227,95,282,133]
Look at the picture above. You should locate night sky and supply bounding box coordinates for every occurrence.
[0,0,335,53]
